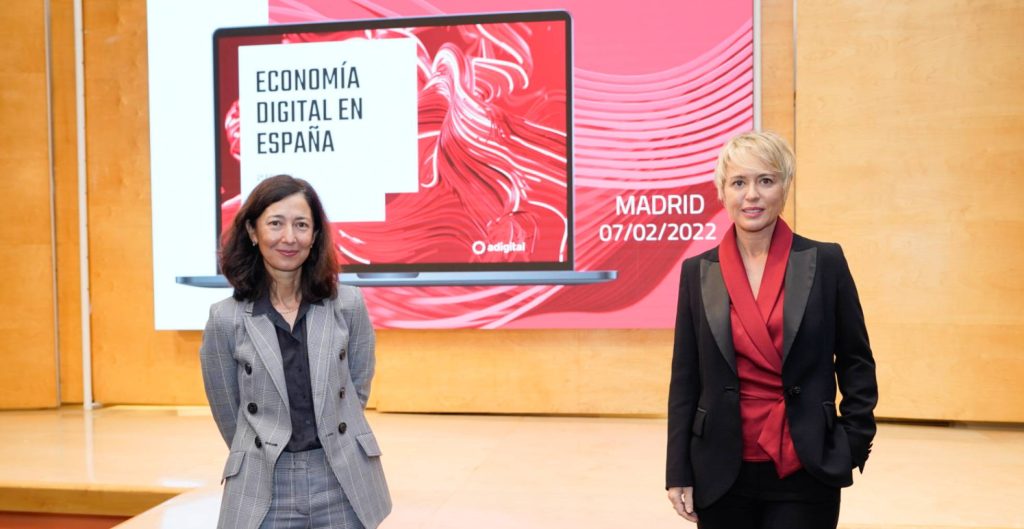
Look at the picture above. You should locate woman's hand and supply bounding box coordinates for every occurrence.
[667,486,698,522]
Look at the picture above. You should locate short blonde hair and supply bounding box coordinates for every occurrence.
[713,130,794,200]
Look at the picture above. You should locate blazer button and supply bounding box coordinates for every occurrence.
[786,386,802,396]
[254,436,262,448]
[339,348,347,361]
[339,388,346,399]
[338,422,347,434]
[244,363,252,375]
[247,402,258,414]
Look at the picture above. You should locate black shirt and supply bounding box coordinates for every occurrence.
[252,294,322,452]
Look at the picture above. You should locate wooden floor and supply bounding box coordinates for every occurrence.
[0,406,1022,529]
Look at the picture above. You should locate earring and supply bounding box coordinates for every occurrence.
[251,239,257,247]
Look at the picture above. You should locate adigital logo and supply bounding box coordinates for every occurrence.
[471,240,527,255]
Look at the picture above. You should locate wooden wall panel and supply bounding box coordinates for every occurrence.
[373,329,672,414]
[760,0,794,145]
[795,0,1024,421]
[0,1,59,409]
[51,0,83,404]
[56,0,1024,422]
[85,0,205,404]
[760,0,797,223]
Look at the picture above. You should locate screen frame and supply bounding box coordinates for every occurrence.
[212,10,575,273]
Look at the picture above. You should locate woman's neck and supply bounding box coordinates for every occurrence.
[266,269,302,305]
[735,219,778,261]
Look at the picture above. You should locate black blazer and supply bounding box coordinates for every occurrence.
[666,234,878,508]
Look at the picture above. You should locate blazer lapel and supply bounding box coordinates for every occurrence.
[242,304,290,407]
[700,258,737,374]
[304,300,333,425]
[782,246,817,364]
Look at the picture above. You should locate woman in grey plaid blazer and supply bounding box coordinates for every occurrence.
[201,175,391,529]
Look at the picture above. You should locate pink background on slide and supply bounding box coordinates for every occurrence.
[264,0,753,329]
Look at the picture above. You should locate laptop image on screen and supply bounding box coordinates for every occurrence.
[177,10,616,288]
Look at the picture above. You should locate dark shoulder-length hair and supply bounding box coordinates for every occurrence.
[220,174,338,302]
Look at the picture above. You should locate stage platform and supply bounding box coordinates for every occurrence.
[0,406,1021,528]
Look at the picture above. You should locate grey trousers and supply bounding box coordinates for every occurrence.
[259,448,364,529]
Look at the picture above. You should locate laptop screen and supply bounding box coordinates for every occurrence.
[214,11,572,273]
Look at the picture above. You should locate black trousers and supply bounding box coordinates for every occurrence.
[696,462,841,529]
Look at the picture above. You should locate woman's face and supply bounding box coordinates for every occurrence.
[721,160,785,236]
[246,192,315,276]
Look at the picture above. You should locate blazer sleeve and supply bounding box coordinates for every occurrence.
[831,244,878,472]
[200,302,240,449]
[342,287,377,408]
[666,257,701,489]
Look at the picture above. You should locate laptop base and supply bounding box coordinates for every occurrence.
[176,270,616,288]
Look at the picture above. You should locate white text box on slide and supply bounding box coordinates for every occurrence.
[239,38,418,222]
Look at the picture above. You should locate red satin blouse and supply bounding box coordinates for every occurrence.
[719,218,801,478]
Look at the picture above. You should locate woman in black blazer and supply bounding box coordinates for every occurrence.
[665,131,877,529]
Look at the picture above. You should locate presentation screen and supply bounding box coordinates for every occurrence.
[147,0,756,330]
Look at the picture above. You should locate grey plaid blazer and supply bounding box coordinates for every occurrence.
[200,285,392,529]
